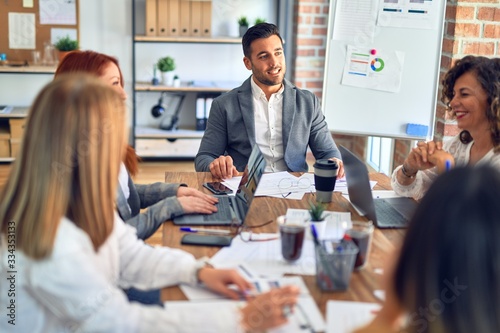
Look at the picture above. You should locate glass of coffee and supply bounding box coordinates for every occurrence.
[278,216,306,262]
[345,221,374,269]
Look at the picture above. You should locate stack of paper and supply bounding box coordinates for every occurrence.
[326,301,380,333]
[176,276,326,332]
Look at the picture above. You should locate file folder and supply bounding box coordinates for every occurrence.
[157,0,169,37]
[145,0,157,36]
[201,0,212,37]
[179,0,191,37]
[190,1,202,37]
[168,0,180,36]
[196,95,206,131]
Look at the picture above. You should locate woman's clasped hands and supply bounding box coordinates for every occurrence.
[405,140,455,175]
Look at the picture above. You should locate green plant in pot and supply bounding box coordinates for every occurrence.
[54,35,78,62]
[157,56,176,86]
[238,16,249,37]
[308,200,326,222]
[254,17,266,25]
[309,200,327,239]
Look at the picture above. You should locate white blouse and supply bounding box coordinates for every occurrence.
[391,135,500,200]
[0,215,240,332]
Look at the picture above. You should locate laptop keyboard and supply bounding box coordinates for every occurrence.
[204,197,234,221]
[373,199,408,227]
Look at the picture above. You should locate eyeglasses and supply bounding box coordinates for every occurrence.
[229,219,278,242]
[278,177,312,198]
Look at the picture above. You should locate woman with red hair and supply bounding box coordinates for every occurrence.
[55,51,218,240]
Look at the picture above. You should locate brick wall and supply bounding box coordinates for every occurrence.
[292,0,500,167]
[438,0,500,142]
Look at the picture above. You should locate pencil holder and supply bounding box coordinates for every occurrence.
[315,239,358,291]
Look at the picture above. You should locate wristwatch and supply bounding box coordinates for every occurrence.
[195,256,214,283]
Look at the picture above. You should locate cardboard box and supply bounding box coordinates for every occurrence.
[10,139,21,158]
[9,118,26,139]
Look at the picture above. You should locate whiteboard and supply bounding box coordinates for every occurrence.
[322,0,447,140]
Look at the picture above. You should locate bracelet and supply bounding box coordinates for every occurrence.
[195,256,214,283]
[401,164,417,178]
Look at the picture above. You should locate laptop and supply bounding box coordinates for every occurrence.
[173,145,266,226]
[338,145,418,228]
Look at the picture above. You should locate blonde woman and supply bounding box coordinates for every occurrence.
[0,75,298,332]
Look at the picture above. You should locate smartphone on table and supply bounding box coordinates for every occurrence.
[203,182,233,195]
[181,234,233,247]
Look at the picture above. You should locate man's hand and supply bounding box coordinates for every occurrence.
[209,155,239,179]
[329,157,345,178]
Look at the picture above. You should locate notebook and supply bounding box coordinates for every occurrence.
[338,145,418,228]
[173,145,266,226]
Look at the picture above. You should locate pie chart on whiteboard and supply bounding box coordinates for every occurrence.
[370,58,385,72]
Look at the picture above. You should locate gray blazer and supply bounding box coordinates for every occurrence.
[116,173,184,240]
[195,77,341,172]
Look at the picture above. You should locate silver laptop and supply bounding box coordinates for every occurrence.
[173,145,266,226]
[339,145,418,228]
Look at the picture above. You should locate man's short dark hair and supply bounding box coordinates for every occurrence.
[242,23,283,58]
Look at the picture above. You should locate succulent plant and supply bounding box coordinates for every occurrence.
[308,200,326,222]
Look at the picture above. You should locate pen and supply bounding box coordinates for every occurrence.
[445,159,451,171]
[310,224,320,245]
[179,227,231,235]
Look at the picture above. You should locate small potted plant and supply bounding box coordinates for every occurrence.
[254,18,266,25]
[173,75,181,87]
[54,35,78,62]
[308,200,327,239]
[237,16,249,37]
[157,56,176,86]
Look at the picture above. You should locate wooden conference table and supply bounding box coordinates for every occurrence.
[161,172,405,315]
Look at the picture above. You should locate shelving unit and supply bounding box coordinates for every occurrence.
[131,0,279,159]
[0,107,29,162]
[0,65,56,74]
[131,0,244,159]
[0,67,54,162]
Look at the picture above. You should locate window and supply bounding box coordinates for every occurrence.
[367,137,393,175]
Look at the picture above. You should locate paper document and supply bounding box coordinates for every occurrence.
[254,172,315,198]
[179,276,325,333]
[326,301,380,333]
[341,45,405,93]
[180,276,309,301]
[211,233,316,276]
[165,298,325,333]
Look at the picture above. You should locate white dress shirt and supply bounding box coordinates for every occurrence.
[391,135,500,200]
[0,214,241,332]
[251,77,287,172]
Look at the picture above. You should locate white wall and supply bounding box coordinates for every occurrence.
[0,0,277,135]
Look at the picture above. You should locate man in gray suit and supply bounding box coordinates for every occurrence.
[195,23,344,179]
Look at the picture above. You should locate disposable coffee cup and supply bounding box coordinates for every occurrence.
[314,159,338,203]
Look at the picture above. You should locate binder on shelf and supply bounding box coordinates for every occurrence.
[196,95,206,131]
[157,0,169,37]
[179,0,191,37]
[168,0,180,37]
[145,0,157,36]
[201,0,212,37]
[190,1,202,37]
[205,95,213,120]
